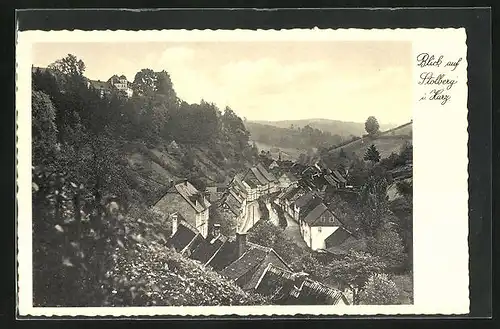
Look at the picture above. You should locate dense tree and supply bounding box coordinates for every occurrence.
[364,144,381,163]
[391,180,413,271]
[360,274,400,305]
[327,250,387,305]
[32,91,59,164]
[399,141,413,164]
[357,174,390,236]
[248,220,304,266]
[48,54,86,82]
[364,116,380,136]
[366,223,406,270]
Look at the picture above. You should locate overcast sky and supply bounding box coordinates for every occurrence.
[33,41,412,125]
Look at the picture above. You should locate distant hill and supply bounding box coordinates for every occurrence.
[250,119,396,138]
[328,121,413,159]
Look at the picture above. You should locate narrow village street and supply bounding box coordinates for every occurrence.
[283,212,309,249]
[237,200,262,234]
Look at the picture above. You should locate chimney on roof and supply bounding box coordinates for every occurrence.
[236,233,247,258]
[211,223,221,239]
[171,212,178,237]
[184,178,188,186]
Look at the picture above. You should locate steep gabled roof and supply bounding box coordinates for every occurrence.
[324,227,354,248]
[168,220,197,252]
[190,235,227,265]
[324,174,340,186]
[256,163,277,182]
[219,247,268,282]
[294,192,316,209]
[228,188,244,204]
[182,233,205,256]
[332,170,347,184]
[232,174,249,193]
[255,264,348,305]
[304,204,343,227]
[222,193,243,216]
[206,238,239,271]
[219,242,291,284]
[89,80,112,90]
[250,167,269,185]
[297,279,348,305]
[172,181,211,213]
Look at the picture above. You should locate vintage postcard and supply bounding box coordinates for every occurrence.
[16,28,469,317]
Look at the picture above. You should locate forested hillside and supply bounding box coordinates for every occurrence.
[31,54,262,306]
[250,119,395,139]
[32,55,258,206]
[245,121,346,153]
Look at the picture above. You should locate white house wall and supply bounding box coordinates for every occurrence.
[310,226,339,251]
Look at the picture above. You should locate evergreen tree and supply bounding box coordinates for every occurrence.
[364,144,381,163]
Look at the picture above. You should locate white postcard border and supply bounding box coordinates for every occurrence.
[16,28,469,316]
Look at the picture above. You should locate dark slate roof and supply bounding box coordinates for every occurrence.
[324,227,354,248]
[206,238,239,271]
[223,192,243,216]
[219,247,268,282]
[89,80,112,90]
[168,222,197,252]
[303,203,327,224]
[182,233,205,256]
[296,198,322,223]
[255,264,348,305]
[277,185,297,201]
[294,192,316,209]
[173,181,211,213]
[288,187,307,203]
[303,203,342,227]
[190,235,227,265]
[219,242,291,284]
[332,170,347,183]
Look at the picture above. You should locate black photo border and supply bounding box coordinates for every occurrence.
[5,5,493,327]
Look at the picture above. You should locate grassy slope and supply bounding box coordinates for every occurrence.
[329,122,412,159]
[124,142,240,204]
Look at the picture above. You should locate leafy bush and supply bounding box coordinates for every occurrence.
[360,274,400,305]
[107,241,268,306]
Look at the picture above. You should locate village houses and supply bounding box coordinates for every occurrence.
[168,216,348,304]
[229,164,279,202]
[87,74,134,98]
[298,199,344,251]
[153,180,211,238]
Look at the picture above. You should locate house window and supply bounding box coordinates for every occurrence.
[318,227,322,232]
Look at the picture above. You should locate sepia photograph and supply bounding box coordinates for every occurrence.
[17,27,470,317]
[30,40,413,308]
